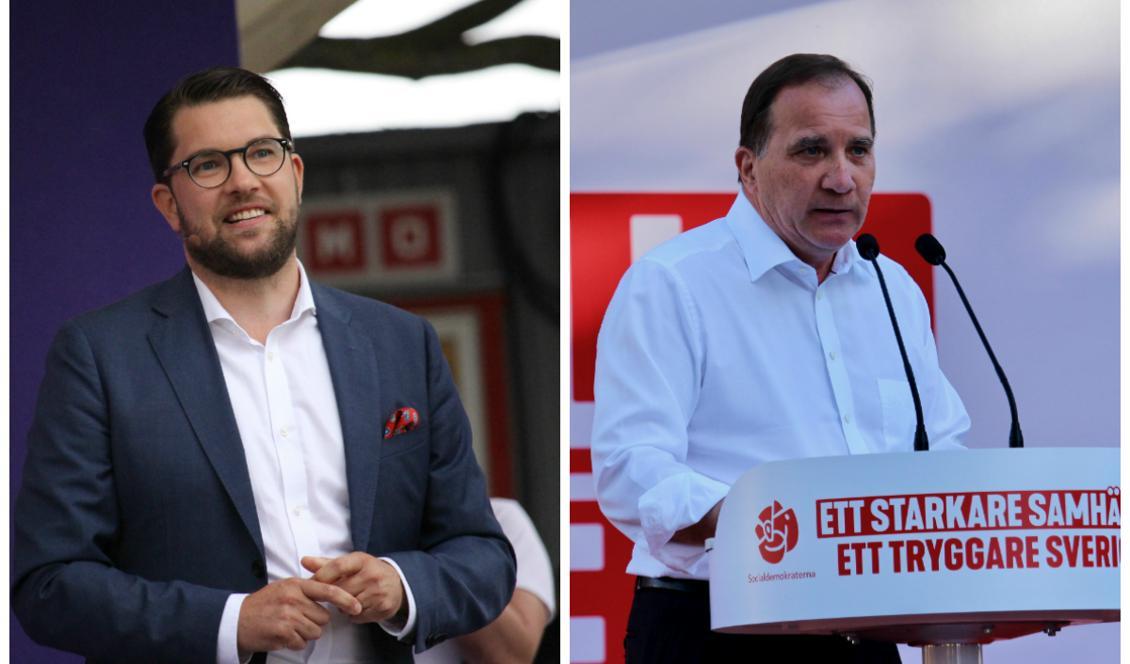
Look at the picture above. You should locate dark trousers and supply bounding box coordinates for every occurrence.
[625,581,901,663]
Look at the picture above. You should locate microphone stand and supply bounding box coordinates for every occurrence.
[857,234,929,452]
[917,234,1023,448]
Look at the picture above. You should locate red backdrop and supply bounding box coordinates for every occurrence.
[569,191,932,663]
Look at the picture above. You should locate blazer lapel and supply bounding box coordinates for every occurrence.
[147,268,265,556]
[313,285,382,552]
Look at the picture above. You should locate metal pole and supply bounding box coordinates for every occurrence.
[921,643,983,664]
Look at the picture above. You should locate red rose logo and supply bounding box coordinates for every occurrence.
[754,501,799,564]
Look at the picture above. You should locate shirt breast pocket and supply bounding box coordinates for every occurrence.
[877,378,915,452]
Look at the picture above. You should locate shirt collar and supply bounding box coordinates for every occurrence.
[191,259,317,327]
[725,192,869,283]
[833,237,868,279]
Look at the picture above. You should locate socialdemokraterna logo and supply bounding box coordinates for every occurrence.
[755,500,799,564]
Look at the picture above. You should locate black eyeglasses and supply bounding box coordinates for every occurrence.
[162,137,293,188]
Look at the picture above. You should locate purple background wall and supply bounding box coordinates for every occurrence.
[10,2,240,660]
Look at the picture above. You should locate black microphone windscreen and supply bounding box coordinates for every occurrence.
[915,233,946,265]
[856,233,880,260]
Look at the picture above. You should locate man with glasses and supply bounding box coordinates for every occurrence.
[13,67,515,663]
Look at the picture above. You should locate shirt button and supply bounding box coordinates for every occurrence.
[843,414,851,424]
[816,292,823,301]
[829,351,837,361]
[280,427,288,438]
[267,351,275,361]
[293,507,303,517]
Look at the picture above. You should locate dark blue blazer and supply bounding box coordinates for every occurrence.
[12,268,516,663]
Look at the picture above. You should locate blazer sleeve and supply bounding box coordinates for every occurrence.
[12,322,231,664]
[383,320,517,653]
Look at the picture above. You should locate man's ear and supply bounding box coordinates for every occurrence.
[734,146,758,195]
[290,152,304,205]
[151,183,181,233]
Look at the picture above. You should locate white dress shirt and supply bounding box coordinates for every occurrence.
[591,193,969,580]
[193,263,416,663]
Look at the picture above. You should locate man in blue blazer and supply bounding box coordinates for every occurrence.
[12,67,516,663]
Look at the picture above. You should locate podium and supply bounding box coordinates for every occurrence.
[709,448,1119,663]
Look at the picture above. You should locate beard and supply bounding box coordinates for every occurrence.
[179,207,298,280]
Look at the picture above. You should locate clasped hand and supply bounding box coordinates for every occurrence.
[237,552,406,653]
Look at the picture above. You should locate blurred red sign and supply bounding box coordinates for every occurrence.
[305,210,365,272]
[381,205,441,268]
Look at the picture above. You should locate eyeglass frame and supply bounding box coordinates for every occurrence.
[160,137,295,188]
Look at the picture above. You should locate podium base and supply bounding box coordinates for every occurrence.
[921,643,981,664]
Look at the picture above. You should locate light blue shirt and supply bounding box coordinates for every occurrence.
[591,193,969,579]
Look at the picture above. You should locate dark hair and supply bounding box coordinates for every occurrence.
[143,66,292,181]
[739,54,874,156]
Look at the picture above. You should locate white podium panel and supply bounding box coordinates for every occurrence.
[710,448,1119,645]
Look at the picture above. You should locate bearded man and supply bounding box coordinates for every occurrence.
[13,66,515,664]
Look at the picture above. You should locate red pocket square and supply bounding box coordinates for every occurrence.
[383,407,420,440]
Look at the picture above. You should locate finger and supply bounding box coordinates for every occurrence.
[336,557,397,598]
[351,586,403,624]
[292,616,324,644]
[311,552,366,584]
[299,600,333,626]
[350,604,395,624]
[350,606,390,624]
[283,629,308,651]
[362,589,402,621]
[335,572,374,598]
[360,563,402,601]
[300,579,362,615]
[352,575,393,604]
[349,555,394,586]
[301,556,330,574]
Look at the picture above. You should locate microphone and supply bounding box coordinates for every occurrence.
[856,234,929,452]
[916,233,1023,448]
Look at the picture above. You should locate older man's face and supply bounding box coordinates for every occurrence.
[737,78,875,273]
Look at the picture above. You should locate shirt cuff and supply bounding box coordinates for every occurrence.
[216,593,251,664]
[377,557,417,639]
[638,472,730,571]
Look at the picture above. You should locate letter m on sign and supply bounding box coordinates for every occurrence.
[306,210,366,272]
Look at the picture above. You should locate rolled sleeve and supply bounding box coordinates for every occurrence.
[638,471,730,569]
[592,259,726,571]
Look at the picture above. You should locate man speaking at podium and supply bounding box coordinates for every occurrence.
[12,67,515,663]
[591,54,969,662]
